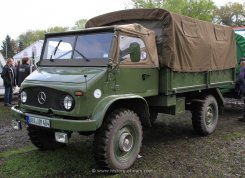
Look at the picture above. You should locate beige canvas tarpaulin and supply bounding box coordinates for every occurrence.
[86,8,236,72]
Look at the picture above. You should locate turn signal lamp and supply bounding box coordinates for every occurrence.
[75,91,83,96]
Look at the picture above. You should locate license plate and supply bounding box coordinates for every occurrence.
[27,116,50,128]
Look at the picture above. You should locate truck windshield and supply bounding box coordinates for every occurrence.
[42,32,113,66]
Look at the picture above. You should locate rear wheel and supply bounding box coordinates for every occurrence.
[150,110,158,124]
[94,109,142,170]
[191,95,219,136]
[27,126,66,150]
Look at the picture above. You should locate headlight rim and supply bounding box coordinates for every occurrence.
[63,95,75,111]
[21,91,27,103]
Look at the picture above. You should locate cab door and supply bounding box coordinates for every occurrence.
[114,34,159,97]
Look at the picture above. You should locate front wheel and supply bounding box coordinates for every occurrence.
[191,95,219,136]
[27,126,66,150]
[94,109,142,170]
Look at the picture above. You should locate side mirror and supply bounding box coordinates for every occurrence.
[129,42,140,62]
[107,59,114,70]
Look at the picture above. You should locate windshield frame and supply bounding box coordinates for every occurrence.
[39,28,115,67]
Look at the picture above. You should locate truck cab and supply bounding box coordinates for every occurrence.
[15,24,158,125]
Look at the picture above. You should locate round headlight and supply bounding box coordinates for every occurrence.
[21,91,27,103]
[63,95,74,111]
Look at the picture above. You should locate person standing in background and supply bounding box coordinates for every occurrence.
[17,57,30,87]
[1,58,16,106]
[236,57,245,122]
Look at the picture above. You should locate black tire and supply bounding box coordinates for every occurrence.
[150,110,158,124]
[94,109,142,170]
[191,95,219,136]
[27,126,66,150]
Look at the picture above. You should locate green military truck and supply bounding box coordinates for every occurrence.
[11,9,236,170]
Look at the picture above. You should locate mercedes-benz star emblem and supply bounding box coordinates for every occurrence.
[38,92,46,104]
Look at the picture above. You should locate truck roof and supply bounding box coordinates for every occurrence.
[86,8,236,72]
[45,26,115,38]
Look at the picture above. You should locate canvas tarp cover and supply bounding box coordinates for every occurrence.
[86,8,236,72]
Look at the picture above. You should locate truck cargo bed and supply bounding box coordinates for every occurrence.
[160,68,235,95]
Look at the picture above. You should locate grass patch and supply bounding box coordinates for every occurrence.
[0,143,98,178]
[0,145,36,158]
[0,105,12,122]
[223,131,244,141]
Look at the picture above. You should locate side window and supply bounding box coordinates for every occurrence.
[119,35,147,63]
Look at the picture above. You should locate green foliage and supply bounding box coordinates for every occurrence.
[182,0,216,21]
[11,39,19,55]
[46,26,69,33]
[131,0,216,22]
[18,30,46,49]
[0,26,69,57]
[71,19,87,30]
[18,41,24,51]
[18,26,69,49]
[132,0,164,8]
[1,19,86,53]
[0,35,17,59]
[214,2,245,26]
[162,0,187,14]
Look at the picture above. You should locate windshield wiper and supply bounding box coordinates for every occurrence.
[74,49,90,62]
[50,40,62,62]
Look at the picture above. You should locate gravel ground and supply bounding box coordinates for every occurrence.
[0,98,244,177]
[0,125,30,152]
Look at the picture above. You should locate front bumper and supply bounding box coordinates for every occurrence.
[11,105,97,132]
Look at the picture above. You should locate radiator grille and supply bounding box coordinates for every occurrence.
[23,86,67,110]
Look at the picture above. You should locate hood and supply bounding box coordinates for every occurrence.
[26,67,107,84]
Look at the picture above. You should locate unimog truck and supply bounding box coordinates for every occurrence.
[11,9,236,170]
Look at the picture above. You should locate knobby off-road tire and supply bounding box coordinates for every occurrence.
[27,126,66,150]
[150,110,158,124]
[191,95,219,136]
[94,109,143,170]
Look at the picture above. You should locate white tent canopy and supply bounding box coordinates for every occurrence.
[0,52,5,67]
[13,40,44,64]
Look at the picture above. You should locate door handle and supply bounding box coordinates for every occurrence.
[142,74,150,80]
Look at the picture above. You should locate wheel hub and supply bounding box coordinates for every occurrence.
[119,132,133,152]
[206,106,214,125]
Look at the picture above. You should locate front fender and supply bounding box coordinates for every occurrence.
[91,94,150,129]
